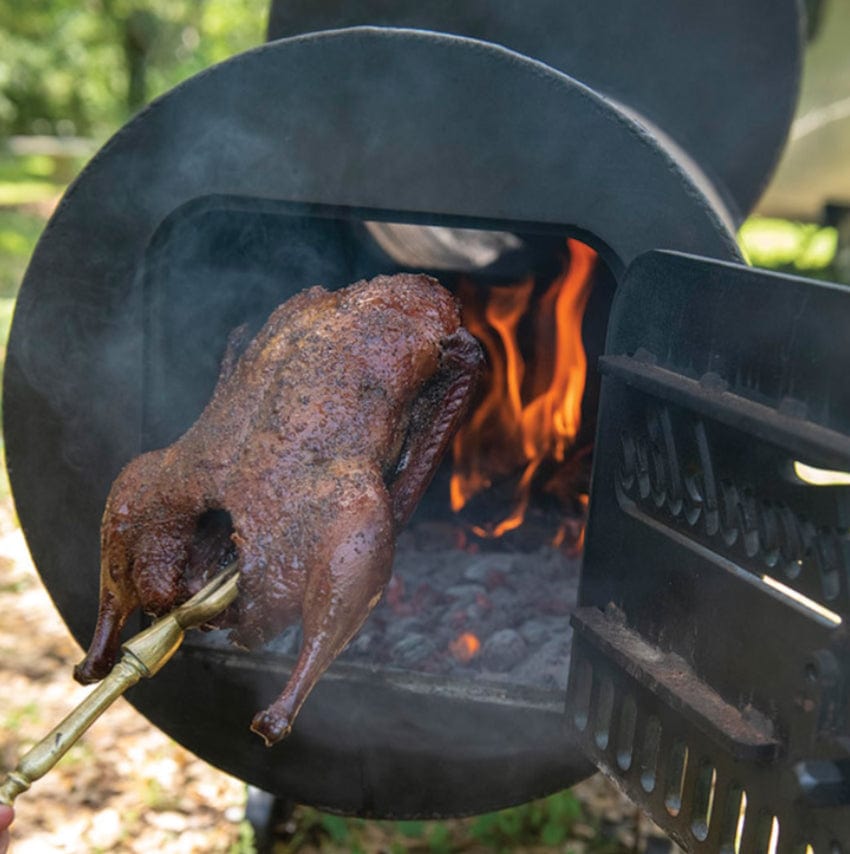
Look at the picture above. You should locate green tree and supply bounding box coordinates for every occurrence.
[0,0,268,137]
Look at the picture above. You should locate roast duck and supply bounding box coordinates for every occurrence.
[74,274,483,745]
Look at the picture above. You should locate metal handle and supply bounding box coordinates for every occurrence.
[0,565,239,805]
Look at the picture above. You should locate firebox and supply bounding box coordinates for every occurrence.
[7,12,847,846]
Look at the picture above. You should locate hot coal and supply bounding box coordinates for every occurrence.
[266,527,580,693]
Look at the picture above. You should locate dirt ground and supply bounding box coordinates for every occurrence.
[0,504,248,853]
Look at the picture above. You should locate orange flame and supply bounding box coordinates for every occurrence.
[553,493,590,552]
[449,632,481,663]
[450,239,596,538]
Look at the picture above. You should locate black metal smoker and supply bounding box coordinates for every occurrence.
[6,2,850,850]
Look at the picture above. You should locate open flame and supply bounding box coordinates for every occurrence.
[450,239,596,540]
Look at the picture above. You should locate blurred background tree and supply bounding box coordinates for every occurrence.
[0,0,269,138]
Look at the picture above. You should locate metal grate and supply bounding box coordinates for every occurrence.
[567,252,850,852]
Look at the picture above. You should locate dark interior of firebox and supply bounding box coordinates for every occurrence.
[141,196,616,698]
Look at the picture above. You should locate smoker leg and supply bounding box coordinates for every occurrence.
[244,786,294,854]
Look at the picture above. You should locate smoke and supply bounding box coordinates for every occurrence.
[140,196,360,446]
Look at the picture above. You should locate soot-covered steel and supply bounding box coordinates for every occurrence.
[269,0,803,225]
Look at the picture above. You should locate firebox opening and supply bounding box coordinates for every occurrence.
[141,196,617,698]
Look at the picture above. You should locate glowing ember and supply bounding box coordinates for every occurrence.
[449,632,481,663]
[450,239,596,541]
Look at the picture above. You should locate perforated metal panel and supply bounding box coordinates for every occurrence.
[567,252,850,852]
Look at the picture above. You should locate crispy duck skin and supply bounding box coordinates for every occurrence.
[74,274,483,745]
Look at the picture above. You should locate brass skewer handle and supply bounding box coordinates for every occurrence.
[0,566,239,806]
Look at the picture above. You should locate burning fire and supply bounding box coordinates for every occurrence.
[450,239,596,540]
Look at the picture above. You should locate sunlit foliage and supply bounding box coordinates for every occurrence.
[0,0,269,137]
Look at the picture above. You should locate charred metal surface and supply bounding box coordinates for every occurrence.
[569,251,850,850]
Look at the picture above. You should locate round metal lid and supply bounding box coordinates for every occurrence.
[269,0,804,224]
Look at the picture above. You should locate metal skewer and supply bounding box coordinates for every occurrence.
[0,563,240,806]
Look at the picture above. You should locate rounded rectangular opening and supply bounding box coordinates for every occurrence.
[140,196,617,703]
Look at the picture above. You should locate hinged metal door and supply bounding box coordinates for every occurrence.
[567,251,850,852]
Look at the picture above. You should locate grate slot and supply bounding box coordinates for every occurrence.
[752,812,779,854]
[570,656,593,732]
[717,784,747,854]
[594,674,615,750]
[690,760,717,842]
[737,798,764,854]
[664,739,689,817]
[616,694,638,771]
[639,714,662,794]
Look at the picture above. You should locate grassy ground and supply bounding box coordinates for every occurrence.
[0,146,840,852]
